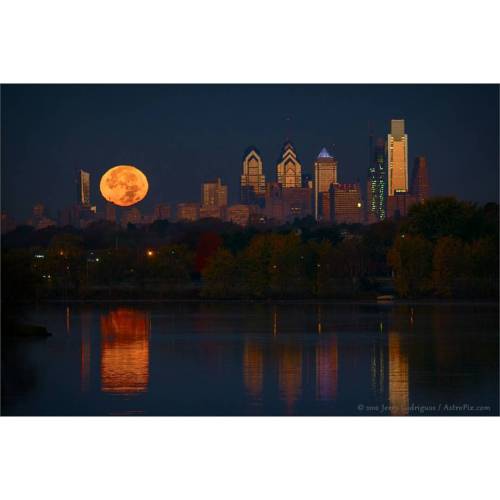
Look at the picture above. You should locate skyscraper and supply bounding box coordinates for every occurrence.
[331,183,363,224]
[314,147,338,220]
[366,138,387,223]
[410,156,430,203]
[76,169,91,205]
[387,120,408,195]
[240,148,266,203]
[202,177,228,208]
[276,141,302,188]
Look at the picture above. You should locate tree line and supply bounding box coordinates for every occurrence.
[2,198,498,301]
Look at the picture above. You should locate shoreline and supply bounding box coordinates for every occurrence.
[16,297,500,306]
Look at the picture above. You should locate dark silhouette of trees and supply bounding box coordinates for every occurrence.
[2,200,498,301]
[388,235,433,297]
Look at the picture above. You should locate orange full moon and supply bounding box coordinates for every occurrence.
[100,165,149,207]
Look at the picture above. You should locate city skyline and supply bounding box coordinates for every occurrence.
[1,120,492,229]
[1,85,498,221]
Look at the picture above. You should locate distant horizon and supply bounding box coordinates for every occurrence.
[2,84,498,220]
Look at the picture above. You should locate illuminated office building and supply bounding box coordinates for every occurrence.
[76,169,91,205]
[276,141,302,188]
[240,147,266,204]
[331,183,363,224]
[366,138,387,223]
[314,147,338,220]
[176,202,199,222]
[202,177,228,208]
[387,119,408,196]
[227,204,255,226]
[410,156,430,203]
[199,205,223,219]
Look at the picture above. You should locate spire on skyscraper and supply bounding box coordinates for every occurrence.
[317,147,333,159]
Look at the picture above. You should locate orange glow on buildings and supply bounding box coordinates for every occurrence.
[240,148,266,203]
[388,331,409,415]
[276,141,302,188]
[100,308,150,394]
[387,119,408,195]
[243,343,264,400]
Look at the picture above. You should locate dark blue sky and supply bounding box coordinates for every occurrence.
[2,84,498,220]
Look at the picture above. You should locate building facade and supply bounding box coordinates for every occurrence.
[410,156,430,203]
[105,202,117,223]
[314,147,338,220]
[331,183,363,224]
[227,204,255,226]
[240,148,266,204]
[153,203,171,221]
[387,192,417,219]
[282,187,313,220]
[276,141,302,188]
[199,206,224,219]
[202,177,228,208]
[121,207,142,226]
[366,138,387,223]
[176,203,199,222]
[77,169,91,205]
[387,119,408,196]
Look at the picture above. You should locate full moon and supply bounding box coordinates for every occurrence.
[100,165,149,207]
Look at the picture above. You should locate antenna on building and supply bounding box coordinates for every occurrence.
[284,115,292,141]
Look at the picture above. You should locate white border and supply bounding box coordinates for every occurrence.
[1,1,499,499]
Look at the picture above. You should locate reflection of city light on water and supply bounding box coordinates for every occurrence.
[316,339,338,401]
[100,309,150,394]
[243,343,263,401]
[279,346,302,413]
[388,331,409,416]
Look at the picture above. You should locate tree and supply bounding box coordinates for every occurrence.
[467,237,499,297]
[432,236,466,297]
[388,235,433,297]
[202,248,238,298]
[404,197,479,242]
[46,233,85,294]
[195,232,223,273]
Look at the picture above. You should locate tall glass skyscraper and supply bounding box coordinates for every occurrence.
[387,119,408,195]
[276,141,302,188]
[366,138,387,223]
[76,169,90,205]
[240,147,266,203]
[314,147,338,220]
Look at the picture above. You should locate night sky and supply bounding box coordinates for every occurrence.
[1,84,498,220]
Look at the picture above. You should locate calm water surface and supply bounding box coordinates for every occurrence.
[3,302,498,416]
